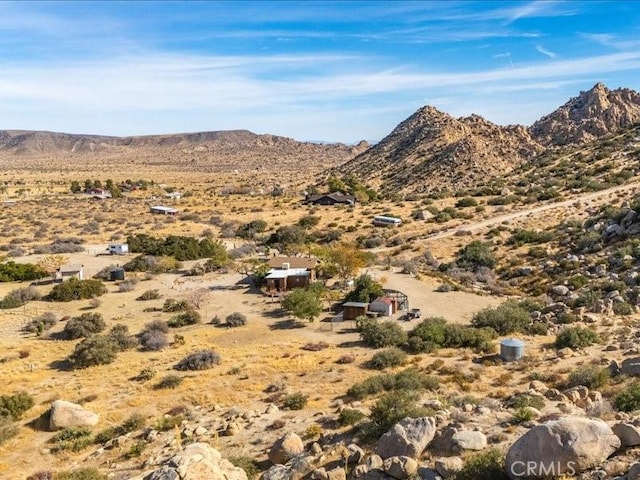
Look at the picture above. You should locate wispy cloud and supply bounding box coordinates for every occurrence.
[535,44,557,58]
[580,32,640,50]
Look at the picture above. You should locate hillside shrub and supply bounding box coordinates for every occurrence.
[94,413,146,444]
[167,309,201,328]
[225,312,247,327]
[107,324,138,351]
[456,241,496,271]
[0,261,47,282]
[0,391,35,420]
[338,408,367,426]
[0,416,18,445]
[0,286,42,309]
[407,317,496,353]
[555,326,600,349]
[50,426,93,452]
[230,456,260,480]
[369,348,407,370]
[281,392,308,410]
[175,350,221,371]
[357,318,408,348]
[162,298,189,312]
[23,312,58,335]
[455,197,478,208]
[139,321,169,351]
[47,279,107,302]
[127,234,229,262]
[369,390,430,437]
[154,374,183,390]
[68,335,118,369]
[347,368,439,400]
[451,448,508,480]
[614,382,640,412]
[568,365,610,389]
[63,313,106,340]
[123,255,182,273]
[471,301,532,335]
[137,289,161,301]
[53,467,106,480]
[507,229,553,246]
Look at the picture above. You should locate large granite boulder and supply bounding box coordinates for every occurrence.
[49,400,99,431]
[269,432,305,465]
[376,417,437,459]
[505,417,620,479]
[146,443,247,480]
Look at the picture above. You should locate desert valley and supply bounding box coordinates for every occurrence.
[2,83,640,480]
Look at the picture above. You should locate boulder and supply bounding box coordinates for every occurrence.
[628,463,640,480]
[621,357,640,377]
[612,422,640,447]
[269,433,305,465]
[149,443,247,480]
[551,285,570,296]
[416,468,442,480]
[434,457,463,478]
[326,467,346,480]
[261,465,291,480]
[505,417,621,479]
[451,430,487,451]
[383,456,418,479]
[49,400,99,431]
[376,417,437,459]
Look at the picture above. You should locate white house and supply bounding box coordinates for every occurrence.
[56,264,84,282]
[107,243,129,255]
[150,205,178,215]
[368,296,396,317]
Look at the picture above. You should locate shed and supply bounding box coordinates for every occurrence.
[500,338,525,362]
[56,264,84,282]
[342,301,369,321]
[150,205,178,215]
[369,296,396,316]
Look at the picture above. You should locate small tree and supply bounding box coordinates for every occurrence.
[63,313,106,340]
[282,288,322,322]
[37,254,68,282]
[68,335,118,369]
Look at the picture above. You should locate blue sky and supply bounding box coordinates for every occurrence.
[1,1,640,143]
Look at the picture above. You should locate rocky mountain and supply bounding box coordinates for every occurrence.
[335,106,542,194]
[531,83,640,146]
[334,83,640,195]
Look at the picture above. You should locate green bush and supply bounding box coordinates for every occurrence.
[338,408,367,426]
[0,261,47,282]
[53,467,106,480]
[510,393,545,410]
[107,324,138,351]
[512,407,536,424]
[124,255,182,273]
[451,448,508,480]
[369,348,407,370]
[51,427,93,452]
[47,279,107,302]
[369,390,430,437]
[555,326,600,349]
[347,368,439,400]
[568,365,610,389]
[63,313,106,339]
[358,318,408,348]
[0,286,42,309]
[230,456,261,480]
[94,413,146,444]
[507,229,553,246]
[226,312,247,327]
[68,335,118,369]
[456,241,496,271]
[155,374,183,390]
[471,301,532,335]
[0,391,34,420]
[175,350,221,371]
[167,309,201,328]
[281,392,308,410]
[455,197,478,208]
[162,298,189,312]
[127,234,229,262]
[408,317,496,353]
[614,382,640,412]
[0,416,18,445]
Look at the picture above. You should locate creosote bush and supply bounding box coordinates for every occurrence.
[155,374,183,390]
[347,368,439,400]
[137,289,161,301]
[0,391,35,420]
[368,348,407,370]
[555,326,600,349]
[175,350,221,371]
[167,309,201,328]
[225,312,247,327]
[68,335,118,369]
[614,382,640,412]
[63,313,106,340]
[357,317,408,348]
[451,448,508,480]
[281,392,308,410]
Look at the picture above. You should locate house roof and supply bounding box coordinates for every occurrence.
[59,264,83,273]
[307,192,356,204]
[372,296,393,305]
[343,302,369,308]
[265,268,310,279]
[150,205,178,213]
[267,256,317,269]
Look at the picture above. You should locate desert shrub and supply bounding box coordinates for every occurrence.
[408,317,496,353]
[135,367,156,381]
[33,241,84,255]
[107,324,138,351]
[155,374,183,390]
[167,309,201,328]
[281,392,308,410]
[614,382,640,412]
[225,312,247,327]
[368,390,430,437]
[357,318,408,348]
[53,467,106,480]
[137,289,161,301]
[63,313,106,340]
[0,391,35,420]
[613,301,634,315]
[568,365,610,389]
[236,219,268,240]
[94,413,146,444]
[175,350,221,371]
[456,241,496,271]
[0,261,47,282]
[127,234,229,262]
[0,416,18,445]
[338,408,367,426]
[23,312,58,335]
[27,471,53,480]
[118,280,136,292]
[510,393,545,411]
[455,197,478,208]
[471,300,532,335]
[68,335,118,369]
[369,348,407,370]
[297,215,320,229]
[0,286,42,309]
[507,229,553,246]
[451,448,508,480]
[124,255,182,273]
[50,426,93,452]
[230,456,260,480]
[162,298,189,312]
[139,321,170,351]
[47,279,107,302]
[347,368,439,400]
[555,326,600,349]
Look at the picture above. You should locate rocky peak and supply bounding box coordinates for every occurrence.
[531,83,640,146]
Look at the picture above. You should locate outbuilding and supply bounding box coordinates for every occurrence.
[342,301,369,321]
[368,296,397,317]
[107,243,129,255]
[56,264,84,282]
[150,205,178,215]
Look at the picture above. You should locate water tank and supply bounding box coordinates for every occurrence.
[500,338,525,362]
[109,268,125,281]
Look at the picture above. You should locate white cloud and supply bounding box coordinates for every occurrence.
[535,44,557,59]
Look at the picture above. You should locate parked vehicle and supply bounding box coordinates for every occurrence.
[407,308,421,319]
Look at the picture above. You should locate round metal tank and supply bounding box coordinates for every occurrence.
[109,268,125,281]
[500,338,525,362]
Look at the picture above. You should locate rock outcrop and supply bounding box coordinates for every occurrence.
[375,417,437,459]
[269,432,305,465]
[505,417,621,479]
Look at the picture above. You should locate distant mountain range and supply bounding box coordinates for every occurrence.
[335,83,640,194]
